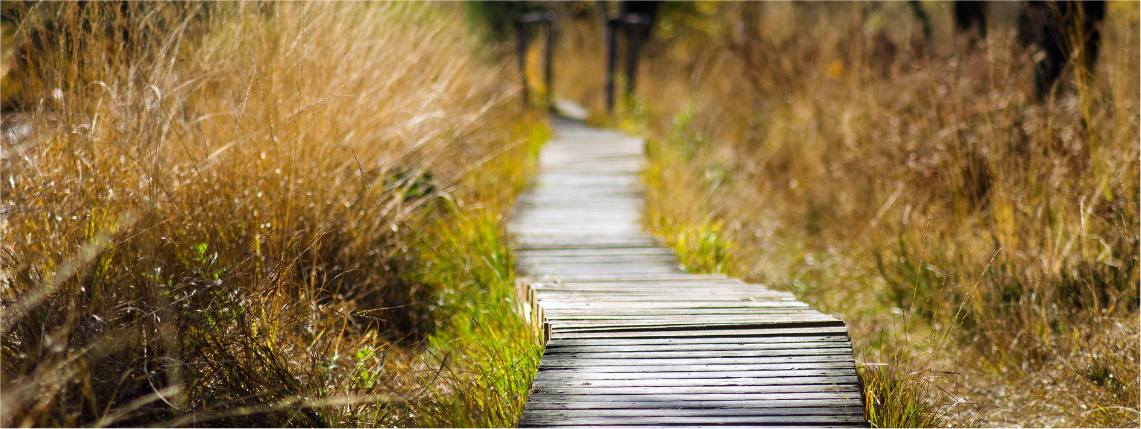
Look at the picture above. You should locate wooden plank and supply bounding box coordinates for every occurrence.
[543,313,834,320]
[534,296,799,302]
[536,362,856,373]
[548,326,851,339]
[530,284,775,291]
[517,426,859,429]
[539,354,856,367]
[522,407,864,419]
[537,300,806,307]
[522,265,686,275]
[522,398,861,411]
[531,289,784,296]
[529,286,780,294]
[532,274,733,282]
[519,415,867,427]
[534,296,799,303]
[529,284,773,291]
[530,284,772,291]
[541,309,822,316]
[533,297,799,303]
[540,304,817,311]
[530,375,861,388]
[544,335,853,347]
[548,320,844,332]
[532,368,858,380]
[532,286,780,292]
[514,241,661,250]
[544,319,833,327]
[518,248,676,257]
[524,405,864,415]
[519,264,685,272]
[530,383,860,396]
[541,347,854,356]
[529,276,743,283]
[525,392,862,403]
[536,295,800,301]
[529,274,731,282]
[547,342,853,351]
[533,293,796,300]
[546,321,843,330]
[518,425,864,429]
[541,349,854,360]
[518,257,679,266]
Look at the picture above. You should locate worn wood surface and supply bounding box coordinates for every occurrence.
[510,118,865,427]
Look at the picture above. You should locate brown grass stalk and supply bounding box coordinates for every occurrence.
[1,2,534,426]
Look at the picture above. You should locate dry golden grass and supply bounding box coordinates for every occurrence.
[1,2,541,426]
[557,2,1138,427]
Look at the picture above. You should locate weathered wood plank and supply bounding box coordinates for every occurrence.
[528,284,775,291]
[539,355,857,368]
[526,391,862,403]
[540,304,819,311]
[530,383,860,396]
[543,312,829,319]
[541,349,854,360]
[532,284,766,290]
[530,374,861,388]
[518,248,676,257]
[517,257,680,266]
[529,285,766,292]
[541,309,823,317]
[524,404,865,414]
[517,426,858,429]
[530,285,776,292]
[537,363,857,374]
[548,320,845,332]
[537,302,805,309]
[521,407,865,420]
[535,298,804,305]
[522,266,687,275]
[519,415,868,427]
[534,296,799,302]
[532,368,859,380]
[547,325,851,339]
[523,398,861,411]
[544,335,853,347]
[541,343,855,352]
[531,277,739,285]
[514,238,660,247]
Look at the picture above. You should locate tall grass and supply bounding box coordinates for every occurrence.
[1,2,542,426]
[557,2,1138,427]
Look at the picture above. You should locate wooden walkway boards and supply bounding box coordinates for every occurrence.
[510,118,866,427]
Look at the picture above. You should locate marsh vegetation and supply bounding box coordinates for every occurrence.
[553,2,1138,427]
[1,2,544,426]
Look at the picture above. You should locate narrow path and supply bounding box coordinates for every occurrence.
[511,118,866,427]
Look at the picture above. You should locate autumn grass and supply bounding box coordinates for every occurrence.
[1,2,543,426]
[556,1,1138,427]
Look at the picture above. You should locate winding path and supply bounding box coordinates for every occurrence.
[511,118,866,427]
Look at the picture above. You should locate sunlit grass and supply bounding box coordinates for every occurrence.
[1,1,543,426]
[557,1,1138,427]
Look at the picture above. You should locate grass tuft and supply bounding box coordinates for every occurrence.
[557,1,1138,427]
[1,2,544,426]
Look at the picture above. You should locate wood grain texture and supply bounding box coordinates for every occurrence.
[511,118,865,427]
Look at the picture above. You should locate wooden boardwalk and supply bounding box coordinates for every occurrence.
[510,118,866,427]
